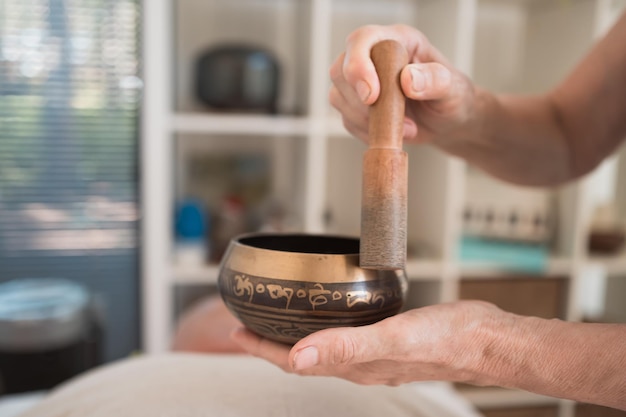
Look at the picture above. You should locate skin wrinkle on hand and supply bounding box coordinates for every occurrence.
[410,67,426,92]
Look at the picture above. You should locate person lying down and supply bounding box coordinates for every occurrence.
[17,296,483,417]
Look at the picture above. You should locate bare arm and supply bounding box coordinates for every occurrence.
[475,314,626,409]
[447,91,571,185]
[468,10,626,185]
[550,10,626,179]
[331,12,626,185]
[231,301,626,410]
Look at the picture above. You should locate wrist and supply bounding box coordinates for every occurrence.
[431,84,498,159]
[453,306,533,387]
[472,86,498,147]
[431,302,519,386]
[462,311,560,391]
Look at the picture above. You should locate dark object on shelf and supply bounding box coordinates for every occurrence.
[576,402,626,417]
[218,233,407,344]
[588,229,625,254]
[210,195,248,263]
[0,278,102,394]
[480,405,559,417]
[195,44,280,113]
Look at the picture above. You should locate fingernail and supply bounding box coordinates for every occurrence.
[293,346,319,371]
[356,80,371,103]
[410,67,426,92]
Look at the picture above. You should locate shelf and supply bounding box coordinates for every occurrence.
[586,253,626,275]
[457,387,560,409]
[172,256,576,284]
[327,116,351,138]
[405,258,444,280]
[172,263,220,285]
[171,113,310,136]
[460,256,572,278]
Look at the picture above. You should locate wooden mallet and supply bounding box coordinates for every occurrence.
[360,40,409,270]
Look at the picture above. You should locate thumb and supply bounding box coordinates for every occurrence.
[400,62,453,101]
[289,324,385,371]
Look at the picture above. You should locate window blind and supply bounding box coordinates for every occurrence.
[0,0,141,361]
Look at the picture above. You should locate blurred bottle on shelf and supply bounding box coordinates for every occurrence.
[210,195,247,263]
[174,198,210,266]
[588,203,626,255]
[252,196,295,233]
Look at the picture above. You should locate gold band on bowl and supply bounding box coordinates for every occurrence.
[220,233,404,283]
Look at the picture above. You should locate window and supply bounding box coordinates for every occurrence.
[0,0,141,392]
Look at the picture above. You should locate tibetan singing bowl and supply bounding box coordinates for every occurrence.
[217,233,408,344]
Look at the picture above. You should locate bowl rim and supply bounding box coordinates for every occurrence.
[219,232,406,283]
[233,232,361,256]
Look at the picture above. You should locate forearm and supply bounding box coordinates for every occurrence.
[443,11,626,186]
[440,88,575,186]
[472,314,626,410]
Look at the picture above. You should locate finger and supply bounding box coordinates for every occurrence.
[403,118,418,142]
[329,87,369,141]
[230,327,292,372]
[400,62,453,101]
[329,85,368,129]
[342,24,437,105]
[288,324,387,372]
[334,94,417,143]
[330,57,369,115]
[342,117,369,142]
[331,52,419,143]
[341,38,378,105]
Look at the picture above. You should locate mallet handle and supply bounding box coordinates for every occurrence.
[360,40,409,270]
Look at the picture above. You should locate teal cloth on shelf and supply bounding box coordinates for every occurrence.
[459,236,548,273]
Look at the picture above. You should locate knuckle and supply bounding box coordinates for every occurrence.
[391,24,428,46]
[406,25,429,46]
[342,118,356,134]
[343,119,367,143]
[342,60,363,84]
[281,364,295,374]
[390,23,413,35]
[351,378,373,386]
[345,24,381,46]
[328,87,341,108]
[330,335,359,365]
[385,374,407,387]
[329,55,344,82]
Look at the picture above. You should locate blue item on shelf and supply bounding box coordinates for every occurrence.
[458,236,548,273]
[175,199,208,240]
[174,198,210,265]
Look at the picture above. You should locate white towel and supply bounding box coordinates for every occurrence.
[19,353,484,417]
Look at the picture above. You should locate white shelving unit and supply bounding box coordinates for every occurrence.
[142,0,626,415]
